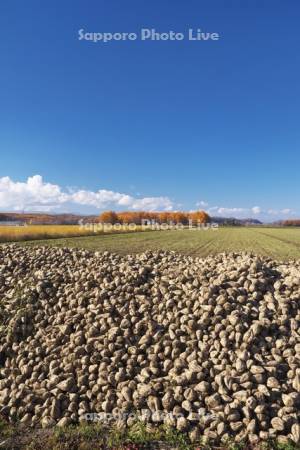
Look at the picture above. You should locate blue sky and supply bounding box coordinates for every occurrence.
[0,0,299,220]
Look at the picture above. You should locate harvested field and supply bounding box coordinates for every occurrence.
[20,227,300,260]
[0,245,300,449]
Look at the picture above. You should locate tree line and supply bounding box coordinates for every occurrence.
[281,220,300,227]
[98,210,211,225]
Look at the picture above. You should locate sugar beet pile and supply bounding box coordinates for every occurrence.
[0,245,300,445]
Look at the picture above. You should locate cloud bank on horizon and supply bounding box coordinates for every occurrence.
[0,175,296,221]
[205,205,294,221]
[0,175,173,213]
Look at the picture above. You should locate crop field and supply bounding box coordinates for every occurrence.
[19,226,300,260]
[0,224,143,243]
[0,225,95,242]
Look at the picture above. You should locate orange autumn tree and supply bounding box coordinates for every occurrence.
[171,212,189,224]
[117,211,135,224]
[117,211,144,224]
[188,210,211,225]
[99,211,118,224]
[157,212,171,223]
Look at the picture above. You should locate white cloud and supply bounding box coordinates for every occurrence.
[281,208,292,214]
[196,200,208,207]
[0,175,67,210]
[252,206,261,214]
[69,188,173,211]
[267,208,294,216]
[208,207,247,215]
[0,175,174,212]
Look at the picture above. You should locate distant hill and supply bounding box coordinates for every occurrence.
[211,217,263,226]
[240,218,263,225]
[0,212,98,225]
